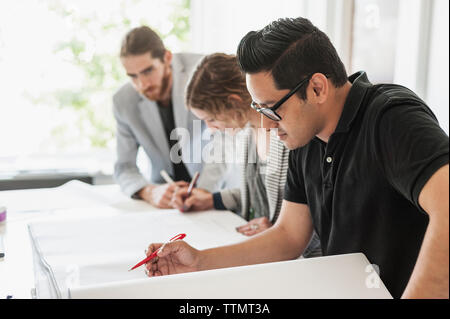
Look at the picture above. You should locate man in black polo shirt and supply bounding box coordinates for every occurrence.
[142,18,449,298]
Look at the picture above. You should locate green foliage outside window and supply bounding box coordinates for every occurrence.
[26,0,191,150]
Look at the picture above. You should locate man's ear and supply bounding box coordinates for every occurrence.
[164,50,173,65]
[309,73,328,104]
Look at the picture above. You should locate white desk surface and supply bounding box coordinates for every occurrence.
[0,181,159,298]
[0,180,392,299]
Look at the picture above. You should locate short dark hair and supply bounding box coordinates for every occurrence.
[237,17,348,99]
[120,26,166,60]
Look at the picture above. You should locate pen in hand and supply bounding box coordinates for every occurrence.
[160,170,174,184]
[128,233,187,271]
[181,172,200,212]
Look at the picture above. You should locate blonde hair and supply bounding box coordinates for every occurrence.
[185,53,252,123]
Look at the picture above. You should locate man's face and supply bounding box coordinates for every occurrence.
[121,52,171,101]
[246,72,320,150]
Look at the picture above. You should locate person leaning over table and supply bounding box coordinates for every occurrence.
[170,53,321,257]
[113,26,233,208]
[143,17,449,299]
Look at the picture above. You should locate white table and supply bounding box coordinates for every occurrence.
[0,181,392,299]
[0,181,157,299]
[70,253,392,299]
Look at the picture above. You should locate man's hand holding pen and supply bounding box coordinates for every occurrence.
[144,240,202,277]
[138,181,189,209]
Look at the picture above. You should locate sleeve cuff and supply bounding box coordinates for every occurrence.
[212,192,227,210]
[283,189,308,204]
[131,191,142,200]
[412,153,449,212]
[121,179,149,198]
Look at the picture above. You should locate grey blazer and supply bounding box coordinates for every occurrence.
[113,53,230,196]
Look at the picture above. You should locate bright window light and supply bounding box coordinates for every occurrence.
[0,0,191,176]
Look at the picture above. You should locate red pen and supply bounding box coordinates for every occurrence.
[182,172,200,212]
[128,233,186,271]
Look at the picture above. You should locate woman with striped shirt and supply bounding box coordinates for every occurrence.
[172,53,321,257]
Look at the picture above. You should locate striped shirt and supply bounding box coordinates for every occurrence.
[213,125,322,258]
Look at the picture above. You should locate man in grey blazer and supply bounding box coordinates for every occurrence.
[113,26,231,208]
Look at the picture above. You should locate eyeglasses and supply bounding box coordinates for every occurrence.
[250,74,313,121]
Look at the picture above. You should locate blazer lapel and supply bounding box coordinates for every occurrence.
[135,55,190,166]
[171,55,190,130]
[137,97,171,161]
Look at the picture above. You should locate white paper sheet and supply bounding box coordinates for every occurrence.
[0,180,153,214]
[28,209,248,298]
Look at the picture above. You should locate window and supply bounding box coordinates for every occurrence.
[1,0,447,184]
[351,0,400,83]
[349,0,449,133]
[0,0,191,179]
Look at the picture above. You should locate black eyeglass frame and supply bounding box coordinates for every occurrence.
[250,73,314,121]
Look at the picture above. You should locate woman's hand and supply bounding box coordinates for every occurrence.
[171,187,214,212]
[236,216,272,236]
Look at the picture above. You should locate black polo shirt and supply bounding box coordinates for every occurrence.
[284,71,449,298]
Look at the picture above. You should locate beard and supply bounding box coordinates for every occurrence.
[142,86,160,101]
[142,65,172,102]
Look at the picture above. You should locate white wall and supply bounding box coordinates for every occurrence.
[190,0,449,134]
[426,0,449,134]
[190,0,313,54]
[392,0,448,129]
[189,0,353,69]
